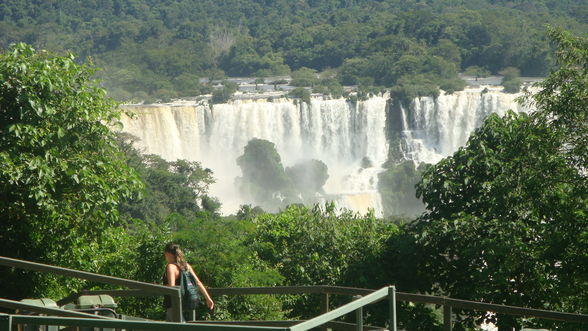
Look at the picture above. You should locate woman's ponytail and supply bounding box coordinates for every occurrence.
[164,243,188,270]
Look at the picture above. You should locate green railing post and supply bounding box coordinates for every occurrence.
[443,299,453,331]
[171,287,183,322]
[0,314,11,331]
[320,292,330,331]
[353,296,363,331]
[388,286,397,331]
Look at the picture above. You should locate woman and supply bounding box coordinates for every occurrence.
[163,243,214,321]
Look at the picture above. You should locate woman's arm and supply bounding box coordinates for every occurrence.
[187,264,215,310]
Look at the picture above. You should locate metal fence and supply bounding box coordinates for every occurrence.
[0,256,397,331]
[0,256,183,322]
[207,286,588,330]
[2,256,587,331]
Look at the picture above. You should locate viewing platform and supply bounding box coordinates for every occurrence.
[0,256,586,331]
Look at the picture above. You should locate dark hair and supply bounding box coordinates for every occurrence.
[164,243,188,270]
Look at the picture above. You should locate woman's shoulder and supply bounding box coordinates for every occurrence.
[166,263,180,271]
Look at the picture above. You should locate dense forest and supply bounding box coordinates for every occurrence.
[0,0,586,101]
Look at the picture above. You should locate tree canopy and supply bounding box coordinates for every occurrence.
[0,1,585,100]
[402,27,587,330]
[0,43,143,299]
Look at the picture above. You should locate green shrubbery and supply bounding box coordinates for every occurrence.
[211,81,239,104]
[500,66,523,93]
[236,138,332,210]
[464,65,491,78]
[288,87,311,104]
[378,161,429,217]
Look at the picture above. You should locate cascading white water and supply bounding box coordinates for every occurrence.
[120,105,207,161]
[400,86,525,164]
[121,96,389,216]
[120,86,526,216]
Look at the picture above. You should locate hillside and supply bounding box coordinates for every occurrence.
[0,0,585,100]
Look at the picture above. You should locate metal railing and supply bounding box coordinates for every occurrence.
[0,313,288,331]
[0,256,184,322]
[0,285,397,331]
[0,257,398,331]
[2,256,586,331]
[0,299,112,320]
[207,286,588,330]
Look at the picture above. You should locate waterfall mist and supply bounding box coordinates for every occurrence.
[121,96,388,215]
[120,87,525,216]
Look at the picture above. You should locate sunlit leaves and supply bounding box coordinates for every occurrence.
[408,30,588,330]
[0,43,142,299]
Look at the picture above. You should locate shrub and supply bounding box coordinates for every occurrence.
[288,87,311,104]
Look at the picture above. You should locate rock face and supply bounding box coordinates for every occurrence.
[120,86,525,215]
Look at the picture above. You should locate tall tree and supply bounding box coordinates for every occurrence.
[0,44,142,299]
[236,138,291,209]
[406,28,587,330]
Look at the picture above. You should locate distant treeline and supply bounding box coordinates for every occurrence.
[0,0,586,100]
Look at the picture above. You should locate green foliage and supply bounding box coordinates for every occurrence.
[499,66,521,81]
[252,203,398,318]
[290,67,318,87]
[439,76,467,94]
[116,133,216,225]
[338,57,370,86]
[534,27,588,175]
[500,66,523,93]
[0,43,143,299]
[236,204,266,221]
[433,39,462,65]
[236,139,290,209]
[102,222,172,320]
[172,73,204,96]
[313,77,344,98]
[285,159,329,199]
[464,65,491,78]
[253,78,265,89]
[502,78,523,93]
[211,80,238,104]
[172,214,285,321]
[288,87,311,104]
[221,36,290,77]
[378,161,429,218]
[406,29,588,330]
[390,74,441,104]
[236,139,332,210]
[1,1,585,99]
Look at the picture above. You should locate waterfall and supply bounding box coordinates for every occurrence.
[120,86,526,216]
[121,96,389,216]
[397,86,525,164]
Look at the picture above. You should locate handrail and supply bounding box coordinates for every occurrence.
[195,320,384,331]
[2,256,585,330]
[396,293,588,324]
[289,287,393,331]
[208,285,588,329]
[208,286,373,296]
[0,299,112,320]
[0,256,183,322]
[0,314,288,331]
[57,289,155,306]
